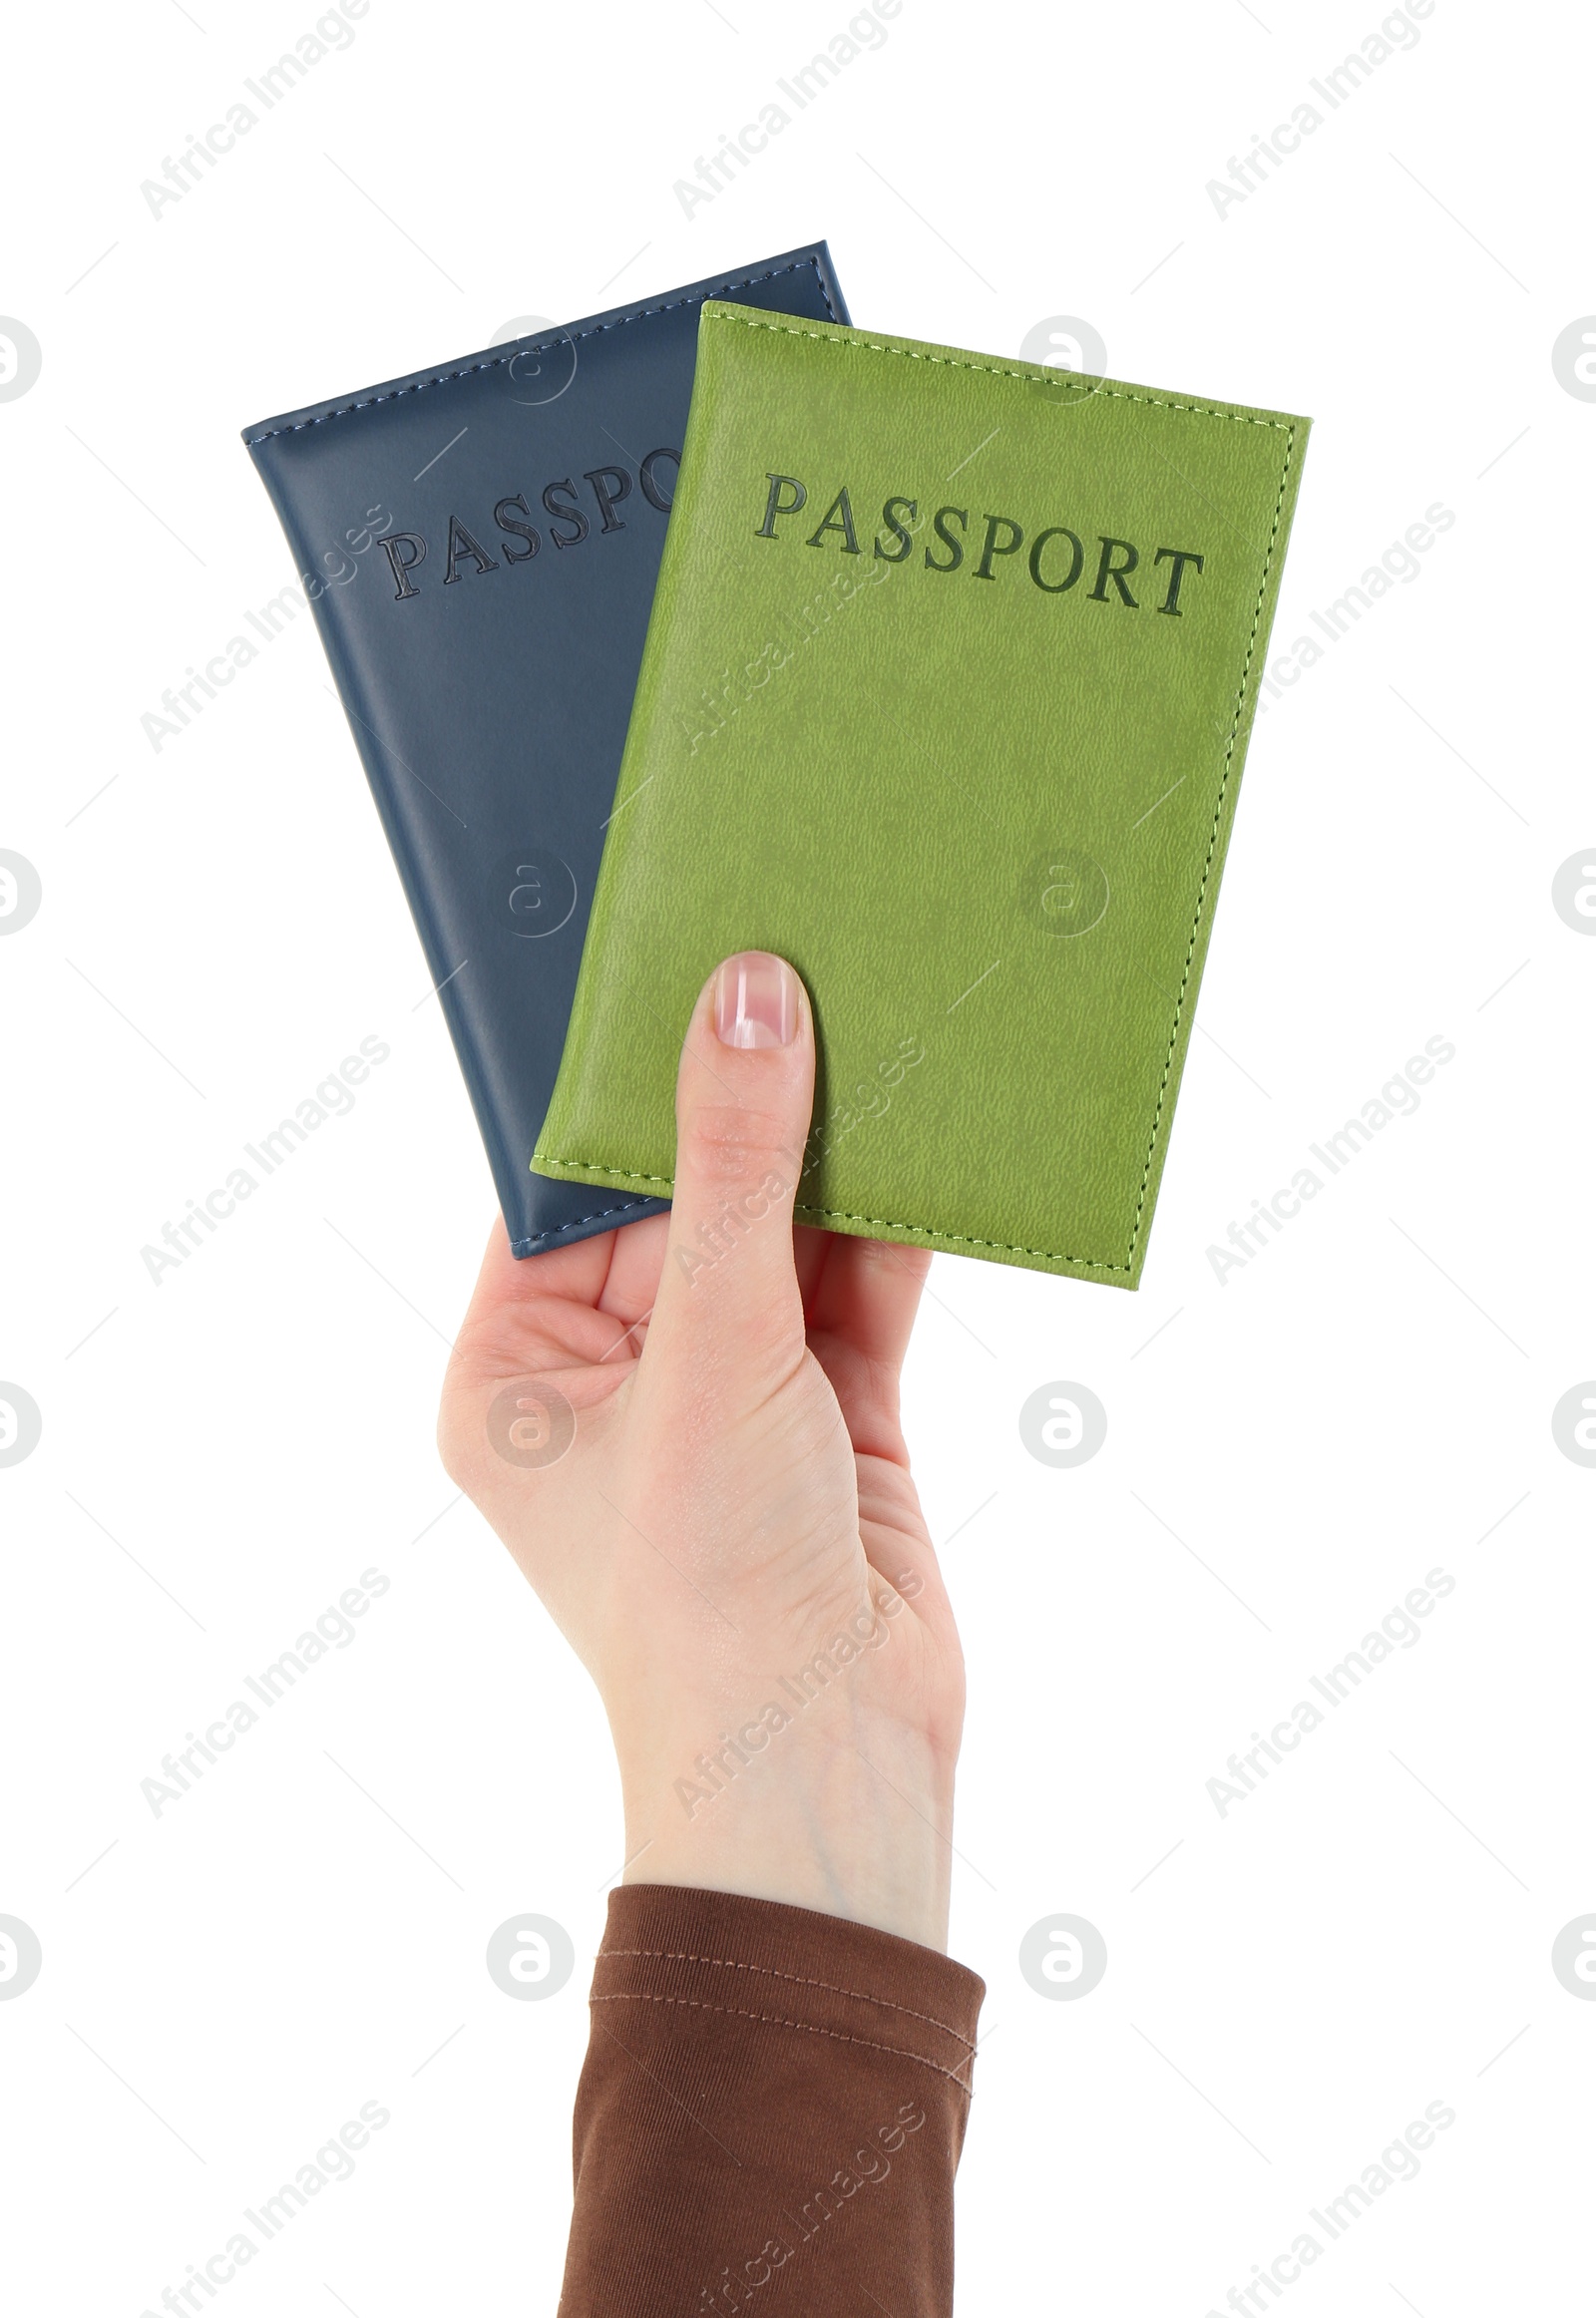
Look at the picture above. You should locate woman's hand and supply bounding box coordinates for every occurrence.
[438,953,966,1950]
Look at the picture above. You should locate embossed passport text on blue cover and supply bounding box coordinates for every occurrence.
[242,243,849,1255]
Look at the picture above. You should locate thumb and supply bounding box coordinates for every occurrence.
[645,951,814,1364]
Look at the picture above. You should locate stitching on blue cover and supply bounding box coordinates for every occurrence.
[519,1192,663,1252]
[242,255,838,444]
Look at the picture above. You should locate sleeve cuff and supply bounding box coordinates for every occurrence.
[560,1883,986,2316]
[590,1880,985,2093]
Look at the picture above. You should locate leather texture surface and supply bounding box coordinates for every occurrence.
[242,247,849,1256]
[533,301,1310,1287]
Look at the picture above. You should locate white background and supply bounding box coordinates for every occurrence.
[2,0,1592,2310]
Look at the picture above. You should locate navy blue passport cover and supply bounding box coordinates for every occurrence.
[242,243,849,1255]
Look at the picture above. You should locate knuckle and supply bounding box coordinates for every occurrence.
[680,1102,797,1188]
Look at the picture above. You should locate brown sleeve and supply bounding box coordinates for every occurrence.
[558,1883,985,2315]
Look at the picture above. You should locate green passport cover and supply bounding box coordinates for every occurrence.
[533,301,1310,1287]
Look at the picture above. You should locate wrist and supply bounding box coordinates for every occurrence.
[616,1711,957,1952]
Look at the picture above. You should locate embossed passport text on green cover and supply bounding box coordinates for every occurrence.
[533,301,1310,1286]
